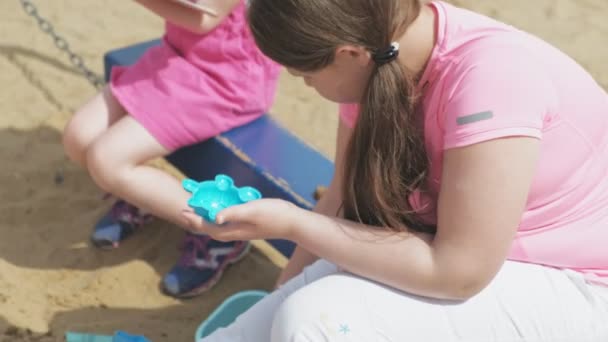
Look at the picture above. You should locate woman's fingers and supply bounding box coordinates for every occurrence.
[181,209,251,241]
[216,201,258,225]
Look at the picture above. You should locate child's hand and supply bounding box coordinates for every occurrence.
[181,199,302,242]
[135,0,239,34]
[170,0,218,16]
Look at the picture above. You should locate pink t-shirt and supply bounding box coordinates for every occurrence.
[341,1,608,284]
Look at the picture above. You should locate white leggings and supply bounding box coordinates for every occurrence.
[201,260,608,342]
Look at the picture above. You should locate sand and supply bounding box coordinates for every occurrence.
[1,0,607,341]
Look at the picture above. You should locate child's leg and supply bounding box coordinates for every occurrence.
[63,86,126,167]
[85,115,191,227]
[86,113,252,298]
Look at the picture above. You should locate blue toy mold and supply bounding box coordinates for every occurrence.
[195,290,268,340]
[112,331,150,342]
[183,174,262,223]
[65,330,150,342]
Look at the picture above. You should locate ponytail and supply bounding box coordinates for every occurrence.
[342,52,432,233]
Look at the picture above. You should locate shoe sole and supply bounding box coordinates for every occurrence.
[91,238,121,250]
[90,224,143,250]
[163,242,252,299]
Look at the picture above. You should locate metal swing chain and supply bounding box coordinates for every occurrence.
[19,0,105,89]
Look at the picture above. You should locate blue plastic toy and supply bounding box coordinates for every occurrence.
[112,332,150,342]
[195,290,268,341]
[65,291,266,342]
[183,174,262,223]
[65,331,150,342]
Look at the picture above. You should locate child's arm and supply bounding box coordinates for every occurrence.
[134,0,240,34]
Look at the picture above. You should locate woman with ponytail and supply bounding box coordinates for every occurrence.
[184,1,608,340]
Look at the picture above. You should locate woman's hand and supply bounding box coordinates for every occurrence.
[181,199,304,242]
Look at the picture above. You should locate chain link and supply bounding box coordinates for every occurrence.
[19,0,105,89]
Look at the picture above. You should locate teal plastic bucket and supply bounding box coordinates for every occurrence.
[195,290,268,341]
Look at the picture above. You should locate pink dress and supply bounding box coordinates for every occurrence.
[110,0,280,151]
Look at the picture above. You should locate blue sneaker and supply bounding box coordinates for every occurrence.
[91,199,153,249]
[162,233,250,298]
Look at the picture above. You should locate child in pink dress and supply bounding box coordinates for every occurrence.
[62,0,280,298]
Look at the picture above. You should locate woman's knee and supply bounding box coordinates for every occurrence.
[271,274,373,342]
[271,285,326,341]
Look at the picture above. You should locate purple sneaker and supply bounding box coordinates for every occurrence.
[162,233,250,298]
[91,199,153,249]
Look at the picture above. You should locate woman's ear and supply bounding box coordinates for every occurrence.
[336,45,373,67]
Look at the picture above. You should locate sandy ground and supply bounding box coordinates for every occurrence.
[0,0,607,341]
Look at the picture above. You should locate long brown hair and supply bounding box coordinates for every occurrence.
[248,0,433,233]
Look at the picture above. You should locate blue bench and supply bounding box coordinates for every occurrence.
[104,39,334,258]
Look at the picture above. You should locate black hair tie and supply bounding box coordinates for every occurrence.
[373,42,400,66]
